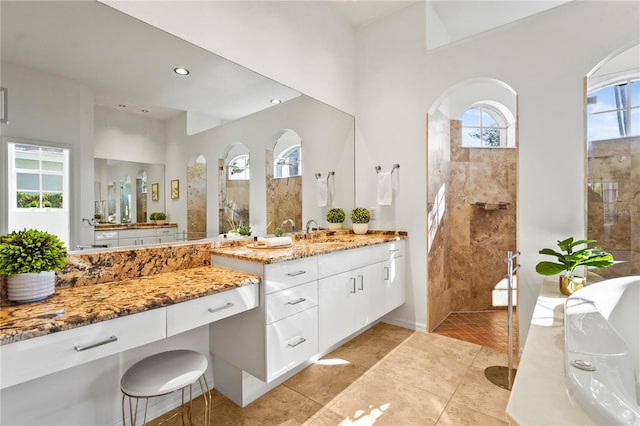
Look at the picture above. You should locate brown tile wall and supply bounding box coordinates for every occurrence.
[587,136,640,278]
[427,111,451,330]
[448,120,517,312]
[428,117,518,330]
[265,149,302,234]
[218,158,250,234]
[187,160,207,240]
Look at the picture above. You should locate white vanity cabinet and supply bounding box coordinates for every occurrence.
[117,228,157,247]
[209,257,319,384]
[209,239,404,407]
[317,241,404,350]
[93,226,177,247]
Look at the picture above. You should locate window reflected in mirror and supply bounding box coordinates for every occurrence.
[586,46,639,280]
[136,170,147,223]
[120,176,131,223]
[219,144,250,234]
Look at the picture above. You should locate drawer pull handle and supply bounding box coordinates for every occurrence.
[287,298,307,305]
[288,337,307,348]
[208,302,234,313]
[286,270,306,277]
[350,277,356,294]
[358,274,364,291]
[384,266,390,281]
[74,336,118,352]
[389,248,400,252]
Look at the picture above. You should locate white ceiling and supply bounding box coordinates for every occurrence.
[1,1,574,125]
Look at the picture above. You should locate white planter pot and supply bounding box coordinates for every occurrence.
[7,271,56,303]
[352,223,369,235]
[327,222,343,230]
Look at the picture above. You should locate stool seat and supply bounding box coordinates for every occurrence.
[121,350,208,397]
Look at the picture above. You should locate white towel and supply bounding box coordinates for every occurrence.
[317,177,328,207]
[377,171,392,205]
[267,236,293,247]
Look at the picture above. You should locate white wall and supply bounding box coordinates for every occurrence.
[355,0,640,342]
[100,0,356,116]
[0,63,95,248]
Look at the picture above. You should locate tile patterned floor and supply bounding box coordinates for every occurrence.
[432,311,519,355]
[150,322,513,426]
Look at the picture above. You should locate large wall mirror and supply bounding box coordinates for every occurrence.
[586,43,640,279]
[1,1,355,249]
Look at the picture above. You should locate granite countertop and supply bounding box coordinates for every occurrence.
[211,230,408,264]
[0,265,260,346]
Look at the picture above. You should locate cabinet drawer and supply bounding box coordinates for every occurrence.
[264,257,318,294]
[318,244,380,278]
[265,281,318,324]
[156,228,176,237]
[382,240,403,260]
[166,284,259,336]
[0,308,166,389]
[120,228,157,238]
[266,306,318,382]
[95,231,118,241]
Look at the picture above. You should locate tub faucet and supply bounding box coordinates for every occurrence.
[305,219,320,234]
[282,218,295,231]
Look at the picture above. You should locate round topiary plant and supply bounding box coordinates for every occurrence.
[326,208,346,224]
[350,207,371,224]
[0,228,67,276]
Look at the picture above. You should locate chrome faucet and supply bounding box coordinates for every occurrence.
[282,218,295,231]
[305,219,320,234]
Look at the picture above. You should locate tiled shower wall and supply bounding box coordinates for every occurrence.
[427,111,452,330]
[587,136,640,278]
[186,160,207,240]
[428,118,517,330]
[265,150,302,234]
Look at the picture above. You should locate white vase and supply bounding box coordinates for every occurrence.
[352,223,369,235]
[327,222,343,230]
[7,271,56,303]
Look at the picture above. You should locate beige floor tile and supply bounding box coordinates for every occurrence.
[327,330,409,370]
[284,360,367,405]
[447,366,511,421]
[208,385,324,425]
[303,407,352,426]
[436,400,508,426]
[373,344,471,399]
[329,370,448,426]
[471,346,519,371]
[404,330,481,365]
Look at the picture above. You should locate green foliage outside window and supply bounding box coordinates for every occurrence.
[16,192,63,208]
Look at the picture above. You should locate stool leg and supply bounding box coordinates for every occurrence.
[180,388,186,426]
[122,395,126,426]
[198,375,211,426]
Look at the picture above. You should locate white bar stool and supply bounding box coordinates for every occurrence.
[120,349,211,425]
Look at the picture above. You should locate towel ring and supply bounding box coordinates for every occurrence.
[375,164,400,174]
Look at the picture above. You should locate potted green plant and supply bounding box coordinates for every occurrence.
[326,208,346,229]
[237,224,252,236]
[536,237,614,295]
[150,212,167,225]
[350,207,371,235]
[274,227,285,237]
[0,228,67,302]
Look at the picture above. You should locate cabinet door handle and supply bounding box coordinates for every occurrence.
[286,270,306,277]
[357,274,364,291]
[384,266,390,281]
[74,335,118,352]
[350,277,356,294]
[208,302,234,313]
[288,337,307,348]
[287,298,306,305]
[389,248,400,252]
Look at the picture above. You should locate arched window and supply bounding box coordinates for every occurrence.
[587,79,639,140]
[461,106,508,148]
[275,145,301,178]
[228,154,250,180]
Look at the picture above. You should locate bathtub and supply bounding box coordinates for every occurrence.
[565,276,640,425]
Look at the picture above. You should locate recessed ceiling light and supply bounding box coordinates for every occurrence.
[270,99,282,105]
[118,104,126,108]
[141,109,149,113]
[174,67,190,76]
